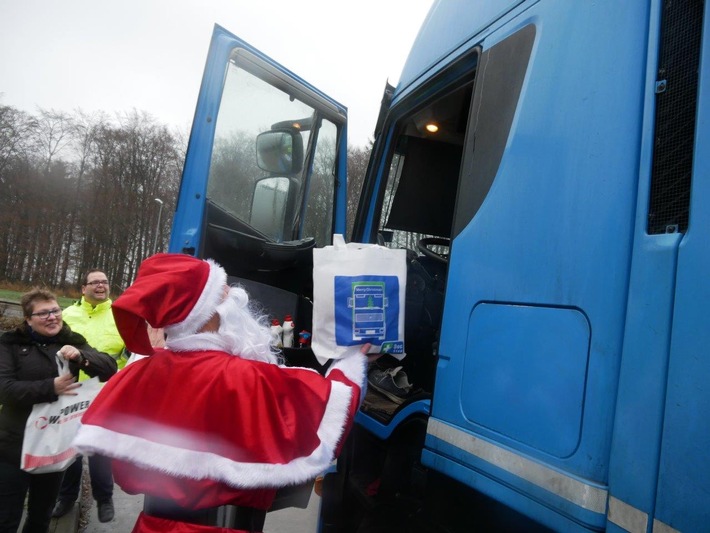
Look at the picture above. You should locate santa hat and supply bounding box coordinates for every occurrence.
[112,253,227,355]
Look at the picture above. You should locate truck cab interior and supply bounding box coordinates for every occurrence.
[364,78,474,406]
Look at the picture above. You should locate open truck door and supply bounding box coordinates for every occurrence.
[170,24,348,322]
[166,24,349,517]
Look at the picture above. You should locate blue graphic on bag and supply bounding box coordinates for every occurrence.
[334,275,400,346]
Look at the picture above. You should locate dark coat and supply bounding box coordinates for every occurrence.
[0,323,117,465]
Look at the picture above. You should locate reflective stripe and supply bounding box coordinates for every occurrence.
[427,419,608,514]
[653,518,681,533]
[608,496,648,533]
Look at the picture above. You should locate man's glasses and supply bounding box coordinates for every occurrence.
[31,308,62,320]
[85,280,109,287]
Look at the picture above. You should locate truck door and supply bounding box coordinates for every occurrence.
[166,24,349,513]
[169,25,348,300]
[419,6,651,531]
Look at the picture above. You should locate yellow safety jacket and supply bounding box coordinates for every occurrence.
[63,297,126,380]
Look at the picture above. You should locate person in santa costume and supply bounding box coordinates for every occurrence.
[72,253,370,533]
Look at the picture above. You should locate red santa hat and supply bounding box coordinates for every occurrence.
[112,253,227,355]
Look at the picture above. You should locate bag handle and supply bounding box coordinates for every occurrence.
[55,352,71,377]
[333,234,346,249]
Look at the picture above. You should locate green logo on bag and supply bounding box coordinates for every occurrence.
[380,341,404,355]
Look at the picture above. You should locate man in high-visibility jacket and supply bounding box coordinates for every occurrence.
[51,269,125,524]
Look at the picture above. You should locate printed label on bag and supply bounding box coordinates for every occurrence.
[22,377,102,473]
[31,400,92,429]
[334,275,400,346]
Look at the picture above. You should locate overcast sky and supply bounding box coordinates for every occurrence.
[0,0,434,147]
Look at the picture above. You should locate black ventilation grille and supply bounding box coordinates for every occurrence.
[647,0,704,234]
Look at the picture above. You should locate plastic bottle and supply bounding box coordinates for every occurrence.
[282,315,295,348]
[270,319,283,348]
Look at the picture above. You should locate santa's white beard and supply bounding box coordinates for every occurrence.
[166,287,279,365]
[215,287,278,363]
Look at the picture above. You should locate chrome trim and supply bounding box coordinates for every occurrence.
[653,518,681,533]
[427,419,608,514]
[608,496,648,533]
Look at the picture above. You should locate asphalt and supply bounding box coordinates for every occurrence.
[80,485,143,533]
[50,502,81,533]
[20,502,79,533]
[44,483,320,532]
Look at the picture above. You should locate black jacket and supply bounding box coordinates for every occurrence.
[0,324,117,465]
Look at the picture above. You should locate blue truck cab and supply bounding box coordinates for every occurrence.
[171,1,709,531]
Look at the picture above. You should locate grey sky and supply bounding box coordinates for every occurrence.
[0,0,434,147]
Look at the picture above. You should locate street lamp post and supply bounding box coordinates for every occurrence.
[153,198,164,254]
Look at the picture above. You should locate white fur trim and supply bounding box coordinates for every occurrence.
[72,381,353,488]
[166,332,230,353]
[326,351,368,390]
[164,259,226,340]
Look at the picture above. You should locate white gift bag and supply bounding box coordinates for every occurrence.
[21,355,103,473]
[312,234,407,363]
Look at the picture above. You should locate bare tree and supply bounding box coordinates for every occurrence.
[0,105,37,176]
[35,109,73,174]
[0,104,183,292]
[57,110,108,288]
[346,143,371,238]
[0,102,377,292]
[0,105,38,280]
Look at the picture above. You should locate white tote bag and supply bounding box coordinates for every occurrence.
[21,355,103,473]
[312,234,407,364]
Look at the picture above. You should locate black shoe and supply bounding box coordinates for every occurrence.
[97,500,114,523]
[368,366,413,404]
[51,499,74,518]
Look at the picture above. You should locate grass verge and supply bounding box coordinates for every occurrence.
[0,288,77,308]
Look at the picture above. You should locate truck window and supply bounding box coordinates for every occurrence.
[302,118,337,246]
[370,24,534,396]
[205,49,332,246]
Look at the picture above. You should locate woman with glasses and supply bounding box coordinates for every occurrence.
[52,270,125,524]
[0,288,117,533]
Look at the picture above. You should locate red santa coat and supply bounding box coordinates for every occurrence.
[73,347,365,516]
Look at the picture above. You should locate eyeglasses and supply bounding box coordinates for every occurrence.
[30,308,62,320]
[85,280,110,287]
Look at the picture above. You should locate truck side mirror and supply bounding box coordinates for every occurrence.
[250,177,291,241]
[256,129,304,175]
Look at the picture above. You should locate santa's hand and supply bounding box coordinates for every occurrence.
[54,373,80,396]
[58,345,82,362]
[360,343,383,364]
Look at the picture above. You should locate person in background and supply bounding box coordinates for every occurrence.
[51,270,125,524]
[0,288,116,533]
[73,253,373,533]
